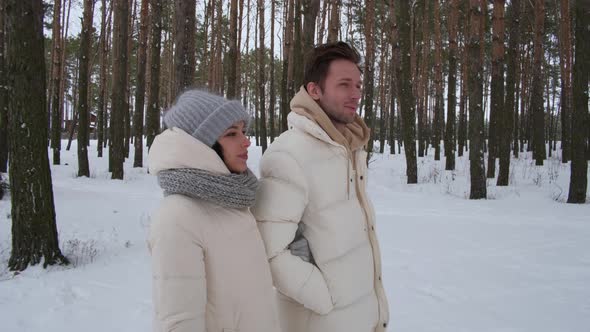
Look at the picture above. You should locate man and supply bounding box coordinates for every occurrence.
[252,42,390,332]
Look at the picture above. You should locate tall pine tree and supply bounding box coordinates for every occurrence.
[6,0,68,271]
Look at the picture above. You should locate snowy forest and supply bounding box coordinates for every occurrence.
[0,0,589,331]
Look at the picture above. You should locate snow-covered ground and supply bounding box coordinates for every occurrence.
[1,139,589,332]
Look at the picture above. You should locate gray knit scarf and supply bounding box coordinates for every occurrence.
[157,168,258,209]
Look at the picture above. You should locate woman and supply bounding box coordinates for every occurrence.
[148,90,280,332]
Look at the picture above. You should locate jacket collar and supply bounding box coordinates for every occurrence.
[148,127,231,175]
[288,86,369,152]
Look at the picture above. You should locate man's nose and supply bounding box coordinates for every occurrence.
[352,87,362,100]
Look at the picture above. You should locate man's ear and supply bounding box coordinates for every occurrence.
[306,82,322,100]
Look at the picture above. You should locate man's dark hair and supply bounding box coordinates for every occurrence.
[304,41,362,89]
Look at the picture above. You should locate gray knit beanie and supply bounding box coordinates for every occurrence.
[163,89,250,147]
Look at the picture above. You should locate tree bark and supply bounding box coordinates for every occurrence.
[378,12,387,155]
[458,25,469,157]
[97,0,112,158]
[281,0,295,133]
[513,42,521,158]
[531,0,545,165]
[0,0,9,172]
[558,0,573,163]
[292,0,304,91]
[302,0,320,59]
[433,0,443,161]
[445,0,459,170]
[488,0,505,178]
[269,0,276,142]
[317,0,327,43]
[173,0,196,97]
[388,0,399,155]
[235,0,244,100]
[567,0,589,203]
[133,0,149,167]
[58,0,72,139]
[49,0,62,165]
[498,0,520,186]
[110,0,130,179]
[227,0,239,99]
[242,0,251,113]
[6,0,69,271]
[364,0,375,159]
[519,43,531,154]
[327,0,339,43]
[416,2,430,158]
[258,0,267,152]
[468,0,487,199]
[124,0,135,159]
[397,0,417,183]
[77,0,94,177]
[214,0,223,93]
[146,0,162,149]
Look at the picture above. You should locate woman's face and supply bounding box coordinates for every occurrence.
[217,121,251,173]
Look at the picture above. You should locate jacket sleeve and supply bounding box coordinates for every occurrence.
[149,215,207,332]
[252,150,334,315]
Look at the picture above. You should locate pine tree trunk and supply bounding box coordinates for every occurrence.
[559,0,573,163]
[458,29,469,157]
[445,0,458,170]
[317,0,327,43]
[174,0,196,97]
[388,0,398,155]
[253,7,259,146]
[166,24,174,108]
[103,4,113,151]
[378,16,387,155]
[498,0,520,186]
[110,0,130,179]
[133,0,148,167]
[416,2,430,158]
[280,0,294,133]
[513,44,521,158]
[531,0,545,165]
[6,0,69,271]
[214,0,223,93]
[235,0,244,100]
[97,0,111,158]
[302,0,319,60]
[258,0,267,152]
[0,0,9,172]
[269,0,276,142]
[327,0,339,43]
[124,0,135,159]
[77,0,94,177]
[433,0,443,161]
[202,0,211,86]
[567,0,589,203]
[488,0,505,178]
[364,0,375,159]
[208,0,218,92]
[292,0,304,91]
[549,76,558,157]
[49,0,62,165]
[242,0,251,112]
[59,0,72,138]
[227,0,239,99]
[468,0,487,199]
[397,0,417,183]
[146,0,162,149]
[519,44,530,154]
